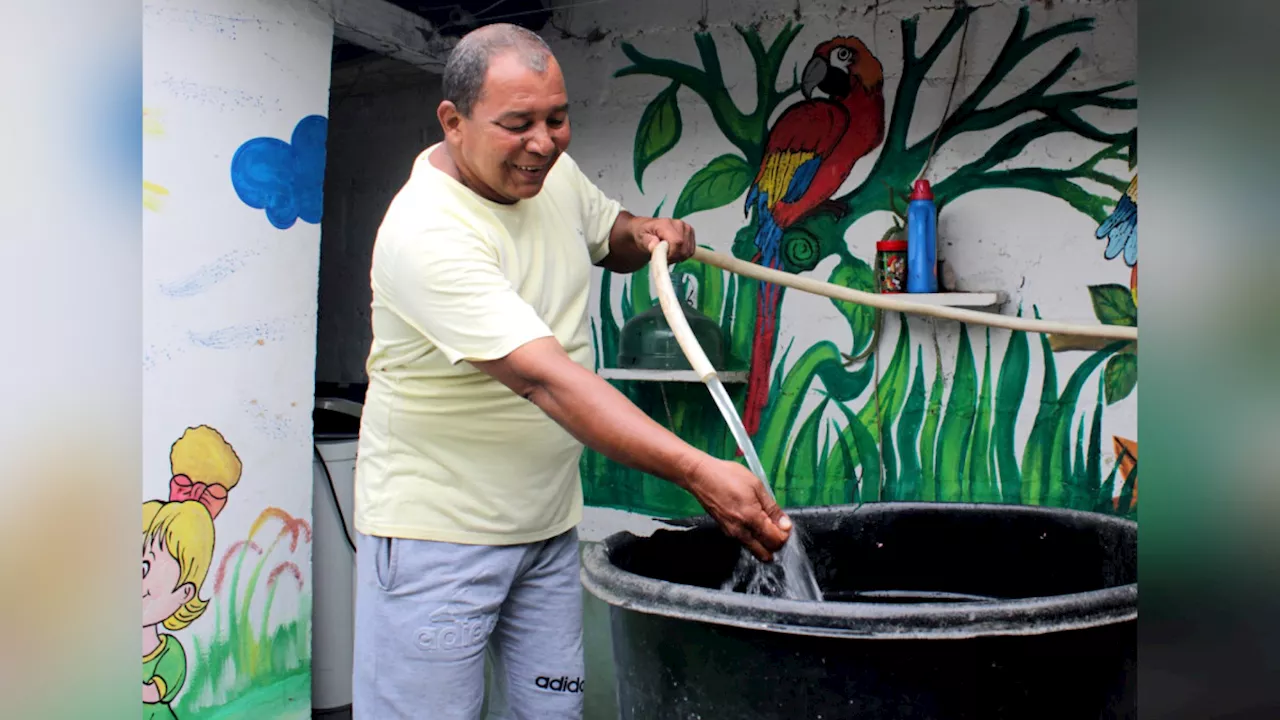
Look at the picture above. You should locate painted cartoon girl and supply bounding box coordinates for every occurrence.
[142,425,241,719]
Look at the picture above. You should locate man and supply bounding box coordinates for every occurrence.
[353,23,792,719]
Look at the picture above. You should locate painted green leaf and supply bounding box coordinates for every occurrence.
[1104,352,1138,404]
[729,273,757,365]
[673,257,725,322]
[987,425,997,505]
[673,154,754,219]
[815,354,879,402]
[1088,283,1138,327]
[599,271,619,369]
[880,423,898,502]
[1021,307,1058,505]
[784,397,830,507]
[719,275,740,367]
[589,317,601,371]
[813,420,833,507]
[1047,343,1123,507]
[619,282,634,322]
[755,340,794,478]
[994,312,1029,503]
[936,326,978,502]
[756,341,874,481]
[733,216,760,261]
[919,350,945,502]
[1070,415,1086,509]
[629,270,652,317]
[896,347,928,501]
[633,81,682,193]
[1086,377,1104,502]
[829,396,881,503]
[966,329,997,502]
[1096,460,1121,514]
[824,419,860,506]
[819,315,911,490]
[1117,458,1137,515]
[830,254,878,360]
[858,315,911,440]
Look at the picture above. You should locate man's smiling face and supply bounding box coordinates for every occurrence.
[445,50,571,204]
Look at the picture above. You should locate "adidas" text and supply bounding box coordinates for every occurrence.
[535,676,584,693]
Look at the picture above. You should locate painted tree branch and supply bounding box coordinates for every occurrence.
[880,4,976,156]
[616,44,752,157]
[797,3,1134,240]
[616,22,803,167]
[935,130,1131,222]
[749,22,805,124]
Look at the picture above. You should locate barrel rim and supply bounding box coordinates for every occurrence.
[580,502,1137,640]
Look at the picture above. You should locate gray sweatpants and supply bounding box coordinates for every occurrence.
[353,528,585,719]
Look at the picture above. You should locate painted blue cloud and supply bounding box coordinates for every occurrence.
[231,114,328,229]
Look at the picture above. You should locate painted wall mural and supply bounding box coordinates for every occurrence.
[142,426,313,719]
[143,426,239,718]
[581,4,1138,520]
[144,107,170,212]
[143,0,334,717]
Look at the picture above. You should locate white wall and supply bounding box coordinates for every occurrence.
[143,0,334,716]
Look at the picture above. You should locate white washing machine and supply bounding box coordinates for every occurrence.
[312,397,360,715]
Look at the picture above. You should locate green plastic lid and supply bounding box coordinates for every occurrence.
[617,293,725,372]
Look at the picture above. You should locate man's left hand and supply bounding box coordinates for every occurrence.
[631,217,697,264]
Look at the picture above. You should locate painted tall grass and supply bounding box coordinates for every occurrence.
[174,507,313,720]
[588,5,1137,521]
[582,262,1137,522]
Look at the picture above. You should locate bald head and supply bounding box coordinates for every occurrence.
[443,23,555,118]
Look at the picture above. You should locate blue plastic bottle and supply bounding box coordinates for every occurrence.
[906,179,938,293]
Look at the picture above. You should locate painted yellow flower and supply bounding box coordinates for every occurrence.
[143,108,169,212]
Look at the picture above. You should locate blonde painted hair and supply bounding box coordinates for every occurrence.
[142,426,241,631]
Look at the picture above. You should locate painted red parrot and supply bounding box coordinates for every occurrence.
[741,37,886,436]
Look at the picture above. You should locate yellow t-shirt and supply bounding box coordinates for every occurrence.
[354,146,623,545]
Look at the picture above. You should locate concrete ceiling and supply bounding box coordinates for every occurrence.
[333,0,553,65]
[383,0,552,37]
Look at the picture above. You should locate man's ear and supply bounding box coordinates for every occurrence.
[438,100,463,139]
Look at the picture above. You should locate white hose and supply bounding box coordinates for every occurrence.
[687,246,1138,342]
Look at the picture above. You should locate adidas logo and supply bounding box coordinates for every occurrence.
[535,676,584,693]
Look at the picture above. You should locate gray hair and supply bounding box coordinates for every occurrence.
[443,23,554,117]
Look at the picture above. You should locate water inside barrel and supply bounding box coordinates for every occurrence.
[822,589,1000,604]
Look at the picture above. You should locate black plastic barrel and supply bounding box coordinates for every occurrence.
[581,502,1136,719]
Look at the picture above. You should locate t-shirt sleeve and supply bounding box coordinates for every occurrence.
[379,227,554,365]
[561,155,623,265]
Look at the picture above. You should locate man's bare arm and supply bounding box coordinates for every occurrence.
[472,337,791,560]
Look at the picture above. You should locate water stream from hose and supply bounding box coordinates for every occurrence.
[705,377,823,602]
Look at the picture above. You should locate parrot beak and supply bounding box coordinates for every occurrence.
[801,56,828,100]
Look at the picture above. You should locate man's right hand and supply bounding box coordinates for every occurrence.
[685,458,792,562]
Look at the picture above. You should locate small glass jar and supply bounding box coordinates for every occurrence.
[876,239,908,293]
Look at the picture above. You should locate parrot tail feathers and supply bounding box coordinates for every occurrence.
[743,282,782,437]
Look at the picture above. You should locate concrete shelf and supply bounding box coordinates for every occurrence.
[888,291,1005,307]
[596,368,749,383]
